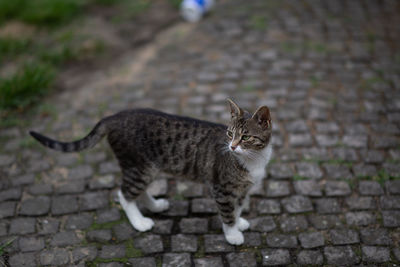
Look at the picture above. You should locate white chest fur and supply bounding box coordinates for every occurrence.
[241,145,273,183]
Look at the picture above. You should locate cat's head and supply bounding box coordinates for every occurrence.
[226,98,272,156]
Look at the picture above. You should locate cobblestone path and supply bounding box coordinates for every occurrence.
[1,0,400,266]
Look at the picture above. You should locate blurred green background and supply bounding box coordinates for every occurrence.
[0,0,180,123]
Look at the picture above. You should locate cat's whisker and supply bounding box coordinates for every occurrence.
[218,142,231,154]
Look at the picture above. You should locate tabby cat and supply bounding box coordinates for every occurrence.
[30,99,273,245]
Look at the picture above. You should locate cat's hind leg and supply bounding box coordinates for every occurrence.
[118,168,154,232]
[118,190,154,232]
[238,194,250,231]
[140,191,169,213]
[222,222,244,245]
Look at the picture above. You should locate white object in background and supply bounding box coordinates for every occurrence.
[180,0,214,22]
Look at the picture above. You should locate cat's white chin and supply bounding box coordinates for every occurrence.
[228,144,245,155]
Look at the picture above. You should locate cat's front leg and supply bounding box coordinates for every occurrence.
[236,191,250,232]
[238,217,250,231]
[222,221,244,245]
[215,198,244,245]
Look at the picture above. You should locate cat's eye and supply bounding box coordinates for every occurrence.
[227,131,233,138]
[242,135,251,141]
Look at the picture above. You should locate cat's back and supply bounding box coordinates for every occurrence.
[106,108,229,177]
[108,108,226,133]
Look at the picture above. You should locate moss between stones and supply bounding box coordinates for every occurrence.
[88,216,127,231]
[194,236,205,258]
[293,175,311,181]
[155,256,162,267]
[88,257,128,265]
[125,239,143,258]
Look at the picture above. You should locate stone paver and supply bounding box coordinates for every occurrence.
[162,253,191,267]
[204,235,234,253]
[261,249,291,266]
[99,245,125,259]
[194,257,223,267]
[1,0,399,265]
[266,234,297,248]
[297,250,324,265]
[226,252,257,267]
[298,232,325,248]
[134,234,163,254]
[171,234,197,252]
[324,246,360,265]
[330,229,360,245]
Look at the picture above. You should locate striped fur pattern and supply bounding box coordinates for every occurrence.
[30,100,272,245]
[30,121,108,152]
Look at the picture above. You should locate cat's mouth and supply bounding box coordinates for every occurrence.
[229,143,244,154]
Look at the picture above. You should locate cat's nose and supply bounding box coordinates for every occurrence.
[231,146,236,151]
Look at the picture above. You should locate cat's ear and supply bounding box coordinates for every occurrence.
[252,106,271,130]
[227,98,243,118]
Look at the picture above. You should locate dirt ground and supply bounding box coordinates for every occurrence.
[55,0,180,93]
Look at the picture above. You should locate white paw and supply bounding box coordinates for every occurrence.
[150,198,170,213]
[238,217,250,231]
[225,230,244,245]
[133,217,154,232]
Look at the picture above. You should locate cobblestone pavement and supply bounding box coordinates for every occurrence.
[1,0,400,266]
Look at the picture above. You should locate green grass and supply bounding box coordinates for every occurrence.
[0,33,106,118]
[88,213,127,231]
[156,257,162,267]
[293,175,311,181]
[0,0,24,22]
[0,37,31,59]
[240,84,257,92]
[0,115,29,128]
[125,239,143,258]
[86,239,143,265]
[0,0,151,119]
[173,193,185,201]
[92,0,121,5]
[345,178,356,190]
[355,169,400,186]
[353,245,362,258]
[302,158,324,164]
[89,257,128,265]
[249,15,268,30]
[38,33,105,65]
[304,41,329,53]
[281,41,299,53]
[373,169,400,185]
[111,0,151,23]
[360,75,389,91]
[0,237,16,257]
[37,45,78,66]
[309,75,321,87]
[168,0,182,9]
[194,236,205,258]
[0,0,87,26]
[325,159,353,167]
[0,63,55,112]
[19,136,41,149]
[281,40,334,55]
[35,103,58,118]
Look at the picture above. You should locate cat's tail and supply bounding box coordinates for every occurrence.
[29,120,108,152]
